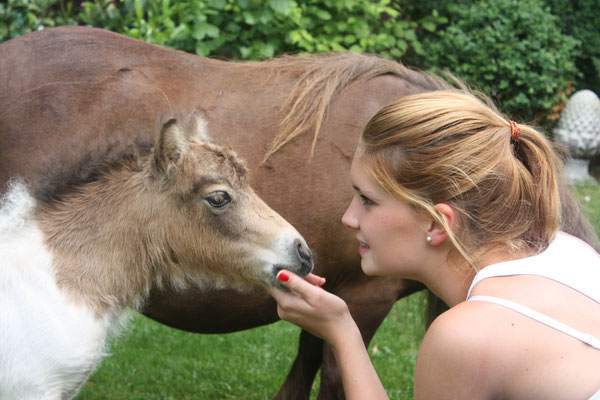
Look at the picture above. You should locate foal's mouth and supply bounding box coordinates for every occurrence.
[273,262,313,279]
[271,261,313,288]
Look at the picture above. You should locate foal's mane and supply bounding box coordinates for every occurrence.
[246,52,452,162]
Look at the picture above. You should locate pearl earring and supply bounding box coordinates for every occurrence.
[426,236,432,243]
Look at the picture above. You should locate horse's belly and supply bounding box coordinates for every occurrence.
[0,184,111,399]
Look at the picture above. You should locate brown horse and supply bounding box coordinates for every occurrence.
[0,118,312,399]
[0,26,597,399]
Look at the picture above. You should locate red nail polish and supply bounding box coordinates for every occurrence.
[278,272,289,282]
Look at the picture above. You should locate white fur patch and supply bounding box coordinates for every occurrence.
[0,182,123,399]
[0,180,36,233]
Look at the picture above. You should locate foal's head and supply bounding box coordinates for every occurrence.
[146,119,313,289]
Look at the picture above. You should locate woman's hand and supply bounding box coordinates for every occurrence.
[267,270,358,348]
[268,270,390,400]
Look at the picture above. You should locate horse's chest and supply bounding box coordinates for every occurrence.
[0,216,112,399]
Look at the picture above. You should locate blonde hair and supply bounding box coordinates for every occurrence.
[360,90,561,268]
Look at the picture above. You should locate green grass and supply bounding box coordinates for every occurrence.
[76,185,599,400]
[75,313,302,400]
[75,293,426,400]
[572,184,600,238]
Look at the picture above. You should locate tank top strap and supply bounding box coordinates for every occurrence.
[467,232,600,301]
[469,295,600,350]
[466,263,519,298]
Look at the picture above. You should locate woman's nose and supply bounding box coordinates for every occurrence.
[341,199,359,228]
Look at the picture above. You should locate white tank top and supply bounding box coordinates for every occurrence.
[467,232,600,399]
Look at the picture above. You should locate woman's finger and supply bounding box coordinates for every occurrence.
[275,270,336,310]
[270,270,354,344]
[302,273,326,287]
[276,270,320,301]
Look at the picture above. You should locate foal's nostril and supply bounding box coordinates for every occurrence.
[296,240,313,269]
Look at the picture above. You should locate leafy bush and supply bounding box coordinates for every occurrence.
[86,0,426,60]
[0,0,584,127]
[1,0,430,61]
[414,0,580,125]
[0,0,79,39]
[545,0,600,95]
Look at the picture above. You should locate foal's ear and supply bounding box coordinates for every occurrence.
[152,119,189,183]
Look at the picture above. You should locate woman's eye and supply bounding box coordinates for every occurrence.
[205,191,231,208]
[360,194,374,206]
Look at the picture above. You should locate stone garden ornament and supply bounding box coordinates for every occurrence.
[554,89,600,184]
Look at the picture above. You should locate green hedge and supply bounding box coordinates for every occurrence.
[0,0,427,60]
[1,0,590,127]
[412,0,580,125]
[545,0,600,95]
[0,0,79,38]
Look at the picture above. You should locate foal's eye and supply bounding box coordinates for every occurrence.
[205,191,231,208]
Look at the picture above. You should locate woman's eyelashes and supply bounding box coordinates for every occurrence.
[360,194,374,206]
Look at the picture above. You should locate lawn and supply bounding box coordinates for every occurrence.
[75,185,599,400]
[572,184,600,237]
[75,292,426,400]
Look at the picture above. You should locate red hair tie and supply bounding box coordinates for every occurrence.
[508,120,520,143]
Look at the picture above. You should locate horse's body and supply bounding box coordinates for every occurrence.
[0,26,597,399]
[0,119,312,399]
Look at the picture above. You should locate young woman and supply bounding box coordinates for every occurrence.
[268,90,600,399]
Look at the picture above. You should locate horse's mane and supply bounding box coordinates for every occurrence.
[245,52,452,162]
[241,52,600,252]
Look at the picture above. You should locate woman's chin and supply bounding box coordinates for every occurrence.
[360,260,379,276]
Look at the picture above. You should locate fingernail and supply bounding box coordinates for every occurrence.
[277,272,289,282]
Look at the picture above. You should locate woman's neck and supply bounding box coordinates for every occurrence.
[426,247,532,307]
[425,264,475,308]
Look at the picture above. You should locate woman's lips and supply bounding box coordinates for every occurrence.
[358,241,370,254]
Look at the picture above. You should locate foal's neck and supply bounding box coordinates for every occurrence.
[37,163,173,316]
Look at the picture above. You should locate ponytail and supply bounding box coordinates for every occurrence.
[360,90,561,266]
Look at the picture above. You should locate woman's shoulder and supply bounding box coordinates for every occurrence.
[414,301,514,399]
[416,295,600,399]
[423,299,516,347]
[419,300,515,362]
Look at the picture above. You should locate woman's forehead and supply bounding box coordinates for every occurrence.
[353,141,366,158]
[349,158,368,187]
[349,158,386,197]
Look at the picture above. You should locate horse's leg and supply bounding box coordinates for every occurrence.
[272,276,421,400]
[316,277,423,400]
[315,308,393,400]
[272,330,324,400]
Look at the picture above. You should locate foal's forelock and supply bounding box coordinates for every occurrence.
[182,140,248,186]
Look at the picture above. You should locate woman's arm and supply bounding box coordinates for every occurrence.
[268,270,389,400]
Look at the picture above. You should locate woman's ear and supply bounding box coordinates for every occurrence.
[426,203,455,246]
